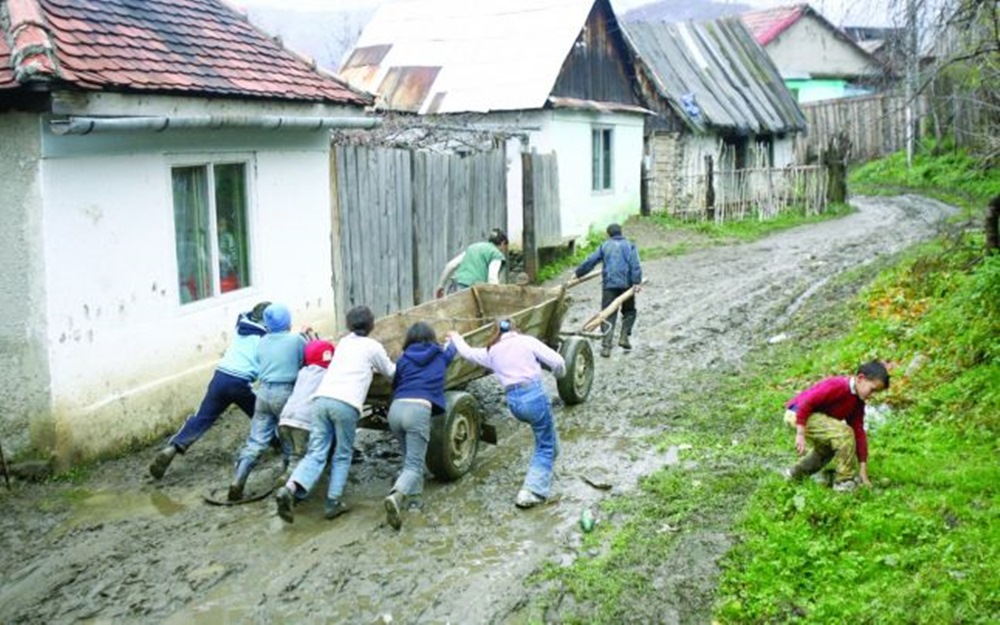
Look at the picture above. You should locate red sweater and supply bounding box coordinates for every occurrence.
[786,376,868,462]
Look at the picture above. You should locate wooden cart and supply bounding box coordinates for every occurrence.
[357,283,596,482]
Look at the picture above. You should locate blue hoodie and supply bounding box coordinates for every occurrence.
[392,341,457,414]
[216,312,268,381]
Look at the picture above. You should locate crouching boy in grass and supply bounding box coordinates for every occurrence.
[783,360,890,491]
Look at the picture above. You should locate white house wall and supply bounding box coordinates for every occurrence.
[0,113,50,458]
[39,125,338,465]
[768,17,877,80]
[494,108,644,246]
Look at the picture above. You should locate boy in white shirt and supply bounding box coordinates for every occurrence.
[275,306,395,523]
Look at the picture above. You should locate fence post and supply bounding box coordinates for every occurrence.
[522,151,538,282]
[824,133,849,205]
[704,155,715,221]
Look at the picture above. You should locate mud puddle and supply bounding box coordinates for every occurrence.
[0,195,957,623]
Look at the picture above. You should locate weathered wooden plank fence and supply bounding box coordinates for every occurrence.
[795,92,921,163]
[331,144,507,318]
[521,151,561,280]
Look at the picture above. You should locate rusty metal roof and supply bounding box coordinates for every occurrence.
[341,0,601,114]
[0,0,371,105]
[623,17,806,134]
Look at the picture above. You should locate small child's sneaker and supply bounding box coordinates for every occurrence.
[384,491,404,530]
[515,489,546,509]
[833,479,858,492]
[325,498,349,520]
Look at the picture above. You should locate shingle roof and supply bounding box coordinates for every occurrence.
[624,17,806,134]
[341,0,599,114]
[0,0,371,105]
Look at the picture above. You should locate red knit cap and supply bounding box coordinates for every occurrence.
[304,339,335,368]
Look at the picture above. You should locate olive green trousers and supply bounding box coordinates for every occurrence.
[784,410,857,482]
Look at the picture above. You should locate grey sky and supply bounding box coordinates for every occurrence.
[234,0,899,27]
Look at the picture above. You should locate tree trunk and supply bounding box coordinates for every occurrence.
[987,195,999,255]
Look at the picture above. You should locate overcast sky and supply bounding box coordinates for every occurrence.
[234,0,900,27]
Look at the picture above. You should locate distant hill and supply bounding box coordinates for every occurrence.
[242,7,375,72]
[622,0,754,23]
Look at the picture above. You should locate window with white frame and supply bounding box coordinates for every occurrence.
[592,127,613,191]
[172,162,251,304]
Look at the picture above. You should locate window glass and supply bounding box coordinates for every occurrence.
[172,162,251,304]
[592,127,614,191]
[214,163,249,293]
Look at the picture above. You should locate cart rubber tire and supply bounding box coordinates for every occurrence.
[427,391,481,482]
[557,337,594,405]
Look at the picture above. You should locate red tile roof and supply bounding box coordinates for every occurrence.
[0,0,370,105]
[740,4,808,46]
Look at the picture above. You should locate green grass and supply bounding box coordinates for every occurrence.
[648,202,854,244]
[527,146,1000,623]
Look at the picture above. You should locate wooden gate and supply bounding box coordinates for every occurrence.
[331,144,507,318]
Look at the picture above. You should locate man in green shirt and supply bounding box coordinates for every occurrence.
[435,228,509,298]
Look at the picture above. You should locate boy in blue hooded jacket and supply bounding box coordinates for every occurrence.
[228,303,305,501]
[149,301,270,480]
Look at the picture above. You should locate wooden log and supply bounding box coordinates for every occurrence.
[583,286,638,332]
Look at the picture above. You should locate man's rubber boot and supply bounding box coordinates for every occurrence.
[149,446,177,480]
[619,314,636,350]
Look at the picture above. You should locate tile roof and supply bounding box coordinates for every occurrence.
[0,0,370,105]
[739,4,808,46]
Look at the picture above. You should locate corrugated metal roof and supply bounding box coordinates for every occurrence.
[623,17,806,134]
[342,0,598,114]
[0,0,371,105]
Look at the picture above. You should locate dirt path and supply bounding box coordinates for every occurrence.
[0,195,957,624]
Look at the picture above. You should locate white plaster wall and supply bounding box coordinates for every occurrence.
[0,113,51,458]
[39,125,339,463]
[496,109,644,246]
[769,17,877,79]
[774,136,796,167]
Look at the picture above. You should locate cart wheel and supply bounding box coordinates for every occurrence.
[557,337,594,405]
[427,391,480,482]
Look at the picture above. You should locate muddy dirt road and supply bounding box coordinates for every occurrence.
[0,195,957,624]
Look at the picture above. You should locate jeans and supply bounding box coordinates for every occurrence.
[235,382,295,476]
[169,370,256,452]
[388,399,432,496]
[289,397,359,501]
[506,379,559,498]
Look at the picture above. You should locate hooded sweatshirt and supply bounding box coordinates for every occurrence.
[392,341,457,414]
[216,312,268,381]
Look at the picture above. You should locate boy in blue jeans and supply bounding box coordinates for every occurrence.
[228,303,305,501]
[275,305,395,522]
[149,301,270,480]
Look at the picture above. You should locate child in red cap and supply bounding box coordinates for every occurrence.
[275,339,336,487]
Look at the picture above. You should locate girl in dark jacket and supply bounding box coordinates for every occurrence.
[384,322,457,529]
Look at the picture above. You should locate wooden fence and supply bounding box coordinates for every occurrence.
[795,92,920,163]
[665,163,828,222]
[331,144,507,317]
[521,151,561,279]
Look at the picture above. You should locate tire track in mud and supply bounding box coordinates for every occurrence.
[0,196,956,624]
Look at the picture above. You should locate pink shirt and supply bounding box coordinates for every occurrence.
[787,376,868,462]
[451,331,565,388]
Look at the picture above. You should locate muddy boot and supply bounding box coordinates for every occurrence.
[789,450,829,481]
[275,486,295,523]
[228,458,253,502]
[600,331,613,358]
[619,313,636,350]
[384,491,404,530]
[149,445,177,480]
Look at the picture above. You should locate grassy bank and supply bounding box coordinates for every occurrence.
[527,149,999,623]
